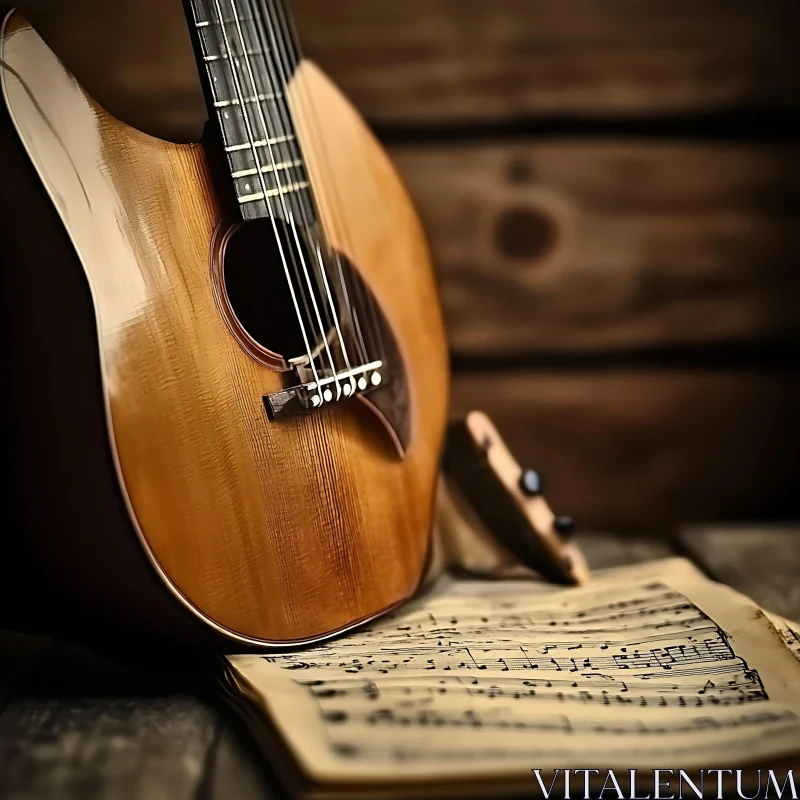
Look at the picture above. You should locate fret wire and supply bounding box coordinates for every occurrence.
[231,159,302,179]
[238,181,310,204]
[195,16,258,27]
[214,92,281,108]
[224,135,294,153]
[193,0,309,213]
[203,51,266,62]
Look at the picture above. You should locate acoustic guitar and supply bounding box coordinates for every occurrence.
[0,1,449,648]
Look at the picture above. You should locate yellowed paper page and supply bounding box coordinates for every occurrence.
[228,559,800,786]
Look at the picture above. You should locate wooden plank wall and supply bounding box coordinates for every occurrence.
[295,0,800,531]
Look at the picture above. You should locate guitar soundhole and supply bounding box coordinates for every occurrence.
[221,219,332,363]
[215,218,411,452]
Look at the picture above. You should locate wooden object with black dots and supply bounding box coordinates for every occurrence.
[443,412,588,585]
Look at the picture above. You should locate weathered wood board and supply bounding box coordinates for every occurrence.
[452,370,800,530]
[678,527,800,621]
[0,696,217,800]
[390,141,800,358]
[294,0,800,124]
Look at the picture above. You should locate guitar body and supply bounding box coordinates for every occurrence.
[0,11,448,647]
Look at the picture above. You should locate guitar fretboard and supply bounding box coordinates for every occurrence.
[190,0,315,223]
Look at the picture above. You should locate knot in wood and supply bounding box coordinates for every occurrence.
[494,205,558,265]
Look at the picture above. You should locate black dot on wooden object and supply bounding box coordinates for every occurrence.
[518,469,543,497]
[506,157,537,185]
[495,206,558,263]
[554,516,576,538]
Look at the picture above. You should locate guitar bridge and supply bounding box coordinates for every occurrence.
[264,361,384,421]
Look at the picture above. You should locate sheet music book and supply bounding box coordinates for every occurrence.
[217,559,800,799]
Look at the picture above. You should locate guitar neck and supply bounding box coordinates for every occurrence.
[188,0,315,223]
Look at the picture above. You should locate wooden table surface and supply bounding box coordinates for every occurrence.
[0,526,798,800]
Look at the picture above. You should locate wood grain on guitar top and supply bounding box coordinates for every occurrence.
[1,13,449,645]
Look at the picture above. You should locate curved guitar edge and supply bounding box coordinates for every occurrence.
[1,12,450,647]
[288,59,451,456]
[1,11,248,650]
[0,13,209,650]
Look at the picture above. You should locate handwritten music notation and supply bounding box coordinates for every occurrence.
[325,708,800,769]
[320,704,792,737]
[264,584,764,698]
[301,671,766,710]
[226,562,800,778]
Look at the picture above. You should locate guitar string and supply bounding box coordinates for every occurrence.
[258,0,373,371]
[205,0,319,383]
[245,0,361,397]
[204,0,384,395]
[275,0,388,369]
[224,0,346,400]
[235,0,357,398]
[206,0,323,401]
[266,0,387,370]
[255,0,370,371]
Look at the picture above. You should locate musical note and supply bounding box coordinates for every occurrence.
[260,576,770,723]
[224,560,800,781]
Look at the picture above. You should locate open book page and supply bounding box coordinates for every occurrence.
[227,559,800,786]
